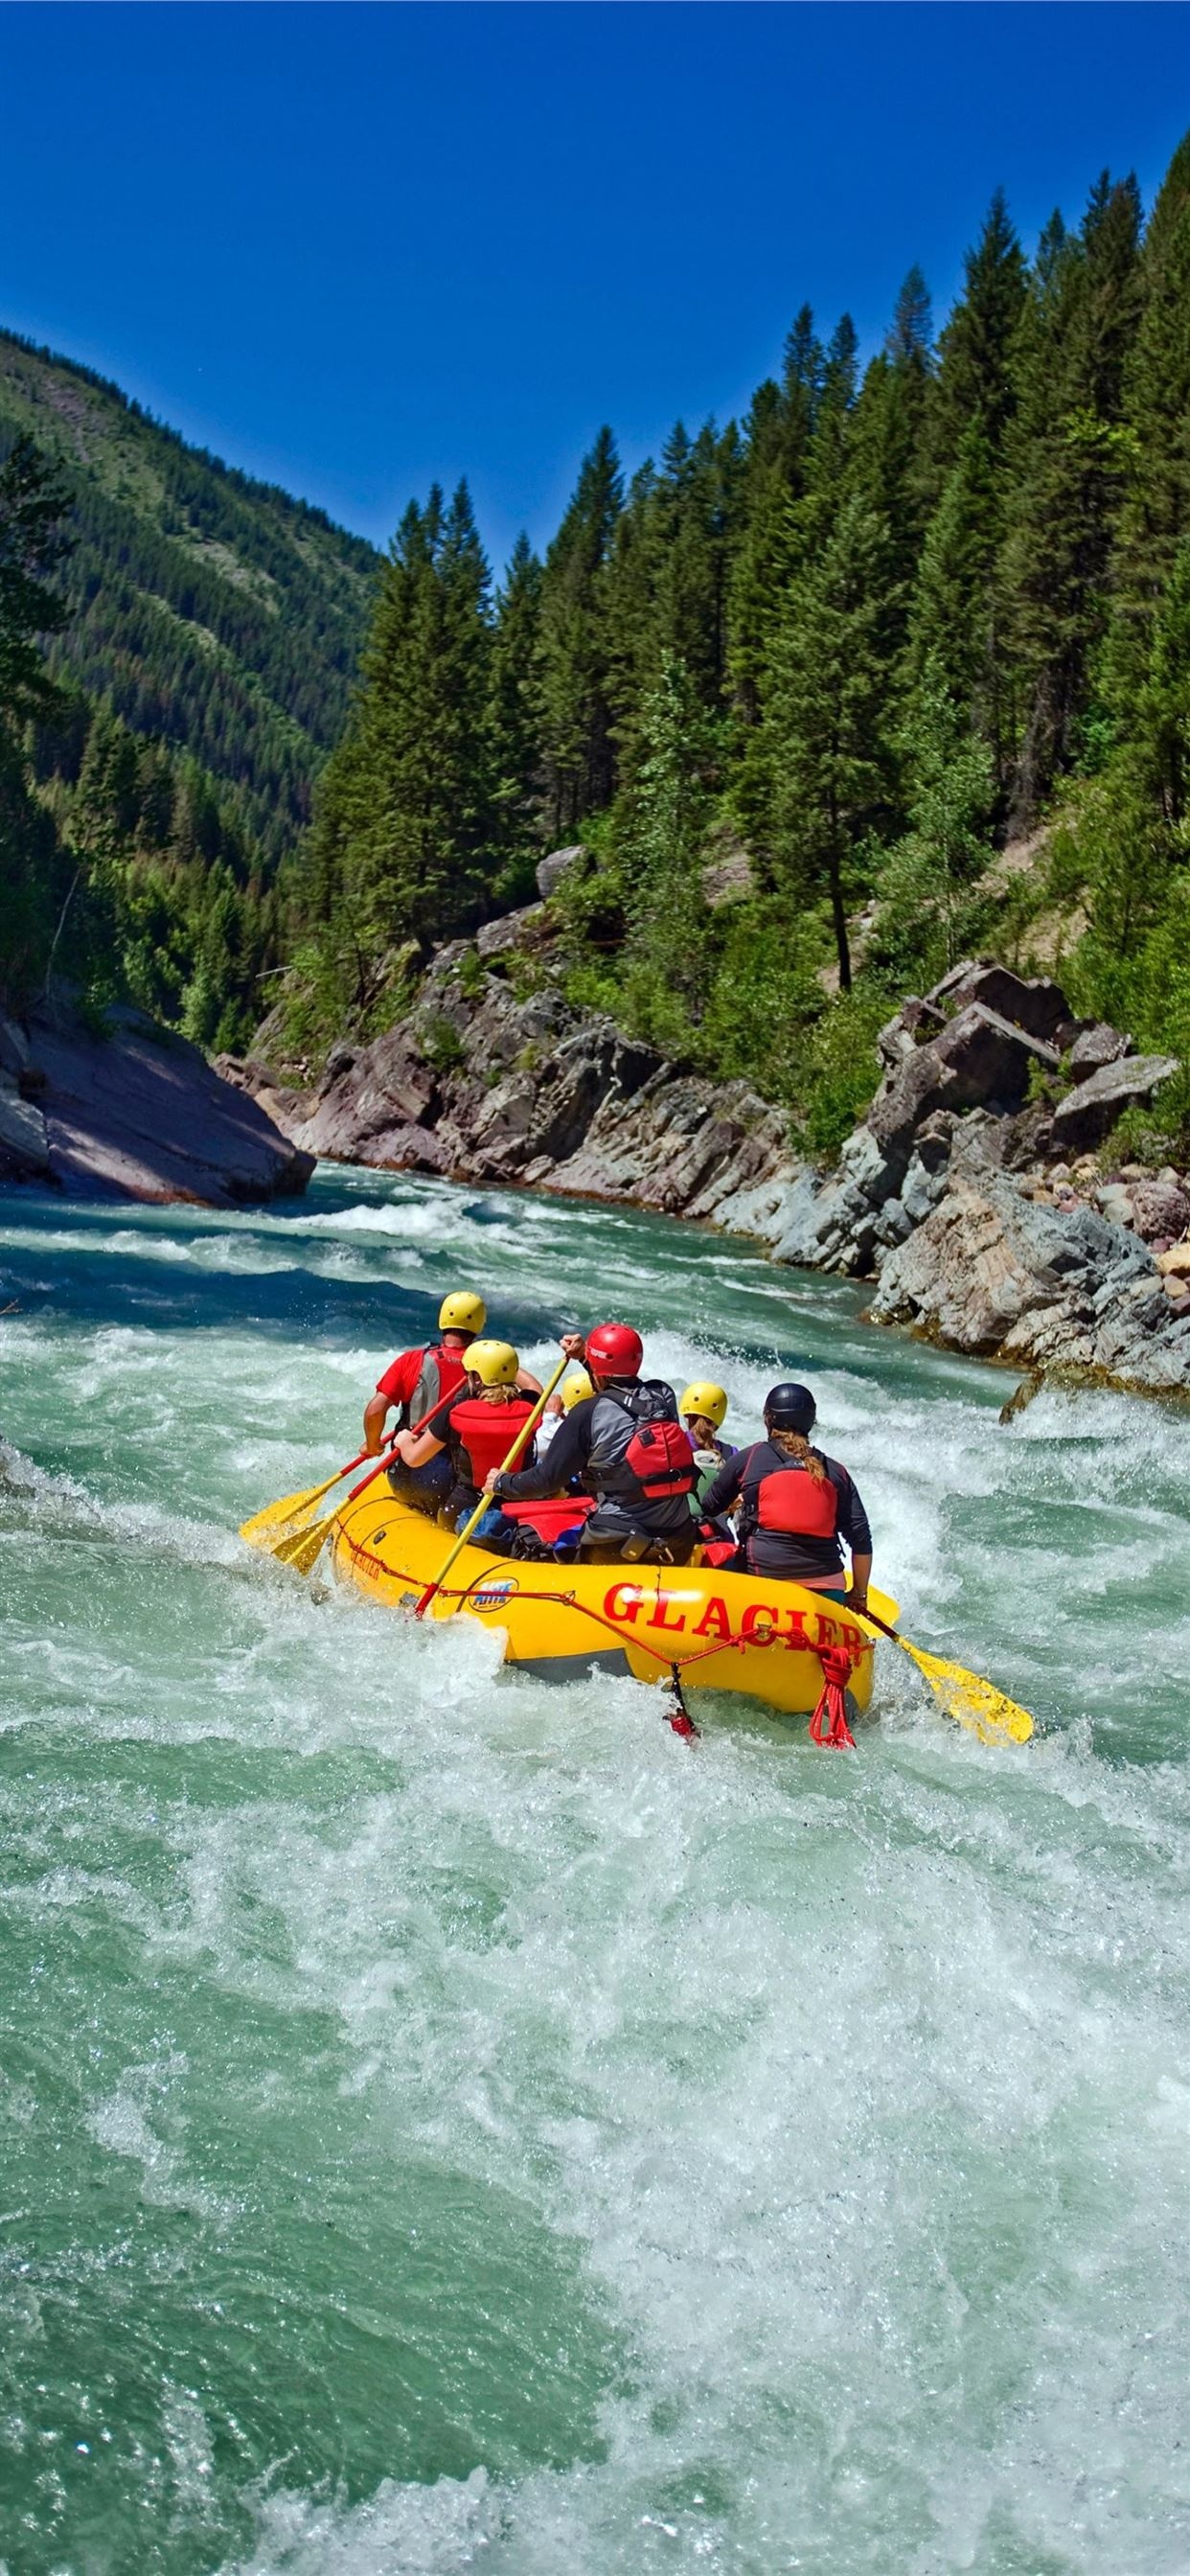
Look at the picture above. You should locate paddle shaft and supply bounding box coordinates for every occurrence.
[321,1377,460,1500]
[414,1357,569,1620]
[270,1382,467,1574]
[852,1601,898,1644]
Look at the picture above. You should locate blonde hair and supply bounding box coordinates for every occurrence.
[770,1427,827,1480]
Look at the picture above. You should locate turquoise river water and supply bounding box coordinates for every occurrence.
[0,1164,1186,2576]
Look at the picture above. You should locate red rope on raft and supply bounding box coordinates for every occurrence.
[808,1642,858,1749]
[336,1528,864,1744]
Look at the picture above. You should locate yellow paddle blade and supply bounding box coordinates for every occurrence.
[239,1470,345,1552]
[898,1639,1034,1745]
[271,1512,339,1576]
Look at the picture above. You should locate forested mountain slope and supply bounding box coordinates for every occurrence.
[3,131,1188,1150]
[294,133,1190,1161]
[0,330,378,861]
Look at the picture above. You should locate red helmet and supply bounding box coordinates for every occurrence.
[585,1321,643,1377]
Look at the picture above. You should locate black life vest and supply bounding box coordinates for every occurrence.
[739,1442,838,1541]
[400,1343,467,1436]
[586,1382,696,1507]
[448,1396,537,1488]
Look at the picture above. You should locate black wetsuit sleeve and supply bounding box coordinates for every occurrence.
[700,1449,748,1522]
[493,1401,592,1500]
[829,1460,872,1556]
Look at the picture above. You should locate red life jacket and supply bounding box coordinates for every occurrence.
[448,1396,537,1488]
[755,1458,838,1539]
[627,1418,698,1499]
[400,1343,468,1434]
[587,1385,697,1506]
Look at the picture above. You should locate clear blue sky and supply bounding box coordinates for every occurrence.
[1,3,1185,572]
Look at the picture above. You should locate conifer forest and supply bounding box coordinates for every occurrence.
[2,135,1189,1157]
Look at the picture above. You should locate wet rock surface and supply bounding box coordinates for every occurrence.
[241,933,1187,1395]
[0,1005,313,1207]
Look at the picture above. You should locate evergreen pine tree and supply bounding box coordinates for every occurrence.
[1109,131,1190,696]
[764,493,898,989]
[933,189,1028,468]
[1004,172,1142,815]
[726,307,823,730]
[801,314,859,540]
[308,479,497,981]
[490,532,544,877]
[907,421,1000,714]
[878,650,996,979]
[538,426,622,835]
[606,419,741,785]
[0,433,71,748]
[618,651,715,1054]
[850,272,935,636]
[1135,535,1190,827]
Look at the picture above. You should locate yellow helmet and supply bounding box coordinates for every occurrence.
[561,1367,594,1411]
[680,1380,728,1431]
[466,1338,519,1389]
[439,1290,487,1335]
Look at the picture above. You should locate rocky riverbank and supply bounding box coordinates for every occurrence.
[217,877,1189,1398]
[0,1002,313,1207]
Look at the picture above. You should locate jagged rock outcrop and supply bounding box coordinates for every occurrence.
[249,932,794,1223]
[239,932,1187,1395]
[734,962,1189,1394]
[1049,1052,1180,1152]
[0,1005,313,1207]
[868,1123,1190,1392]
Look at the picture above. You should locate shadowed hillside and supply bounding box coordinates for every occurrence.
[0,329,378,860]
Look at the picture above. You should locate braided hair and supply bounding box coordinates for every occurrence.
[768,1427,827,1480]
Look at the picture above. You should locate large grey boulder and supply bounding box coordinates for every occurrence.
[710,1172,808,1245]
[1051,1053,1180,1152]
[767,1133,885,1272]
[1068,1021,1133,1074]
[926,959,1074,1046]
[284,1031,442,1161]
[869,1162,1190,1389]
[4,1008,313,1206]
[0,1073,51,1183]
[0,1011,37,1084]
[453,1022,660,1182]
[474,903,544,959]
[536,844,586,903]
[867,1002,1062,1161]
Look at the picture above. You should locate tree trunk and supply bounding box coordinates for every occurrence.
[828,847,852,993]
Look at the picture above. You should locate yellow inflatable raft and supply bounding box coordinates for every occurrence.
[329,1487,901,1721]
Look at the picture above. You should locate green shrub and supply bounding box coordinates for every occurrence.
[420,1014,467,1073]
[455,945,487,1000]
[794,978,902,1156]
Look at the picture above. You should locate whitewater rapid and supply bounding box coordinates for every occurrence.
[0,1166,1186,2575]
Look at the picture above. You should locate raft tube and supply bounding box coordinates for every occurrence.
[330,1488,900,1720]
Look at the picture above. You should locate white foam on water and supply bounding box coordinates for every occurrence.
[1,1169,1187,2575]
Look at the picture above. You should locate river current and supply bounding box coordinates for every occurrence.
[0,1164,1186,2575]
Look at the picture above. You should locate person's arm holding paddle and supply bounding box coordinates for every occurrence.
[396,1419,450,1471]
[482,1330,590,1500]
[364,1352,419,1454]
[484,1394,593,1502]
[834,1469,872,1614]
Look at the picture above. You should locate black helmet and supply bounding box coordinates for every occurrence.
[764,1381,816,1434]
